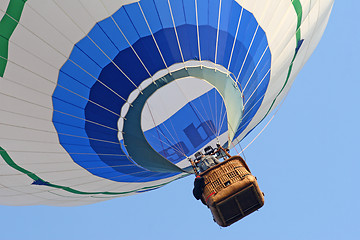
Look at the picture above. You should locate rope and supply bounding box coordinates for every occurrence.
[236,92,289,156]
[214,0,223,66]
[227,7,243,71]
[235,25,259,84]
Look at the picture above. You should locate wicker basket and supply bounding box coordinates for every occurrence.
[199,156,264,227]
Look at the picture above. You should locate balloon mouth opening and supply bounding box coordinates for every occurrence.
[118,62,243,172]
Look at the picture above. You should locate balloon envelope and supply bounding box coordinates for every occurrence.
[0,0,333,205]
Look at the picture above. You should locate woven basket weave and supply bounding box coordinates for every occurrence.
[200,156,251,200]
[199,156,264,227]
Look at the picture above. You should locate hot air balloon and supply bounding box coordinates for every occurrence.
[0,0,333,220]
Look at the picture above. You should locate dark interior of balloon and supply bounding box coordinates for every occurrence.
[142,86,227,165]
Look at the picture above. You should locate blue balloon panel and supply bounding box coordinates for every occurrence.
[52,0,271,182]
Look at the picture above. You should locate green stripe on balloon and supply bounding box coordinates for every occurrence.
[0,0,27,77]
[0,146,186,195]
[260,0,303,123]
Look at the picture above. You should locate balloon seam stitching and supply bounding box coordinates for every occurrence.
[0,146,185,195]
[259,0,303,123]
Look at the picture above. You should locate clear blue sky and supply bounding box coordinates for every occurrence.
[1,1,358,239]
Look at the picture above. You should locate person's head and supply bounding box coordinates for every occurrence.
[194,151,203,160]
